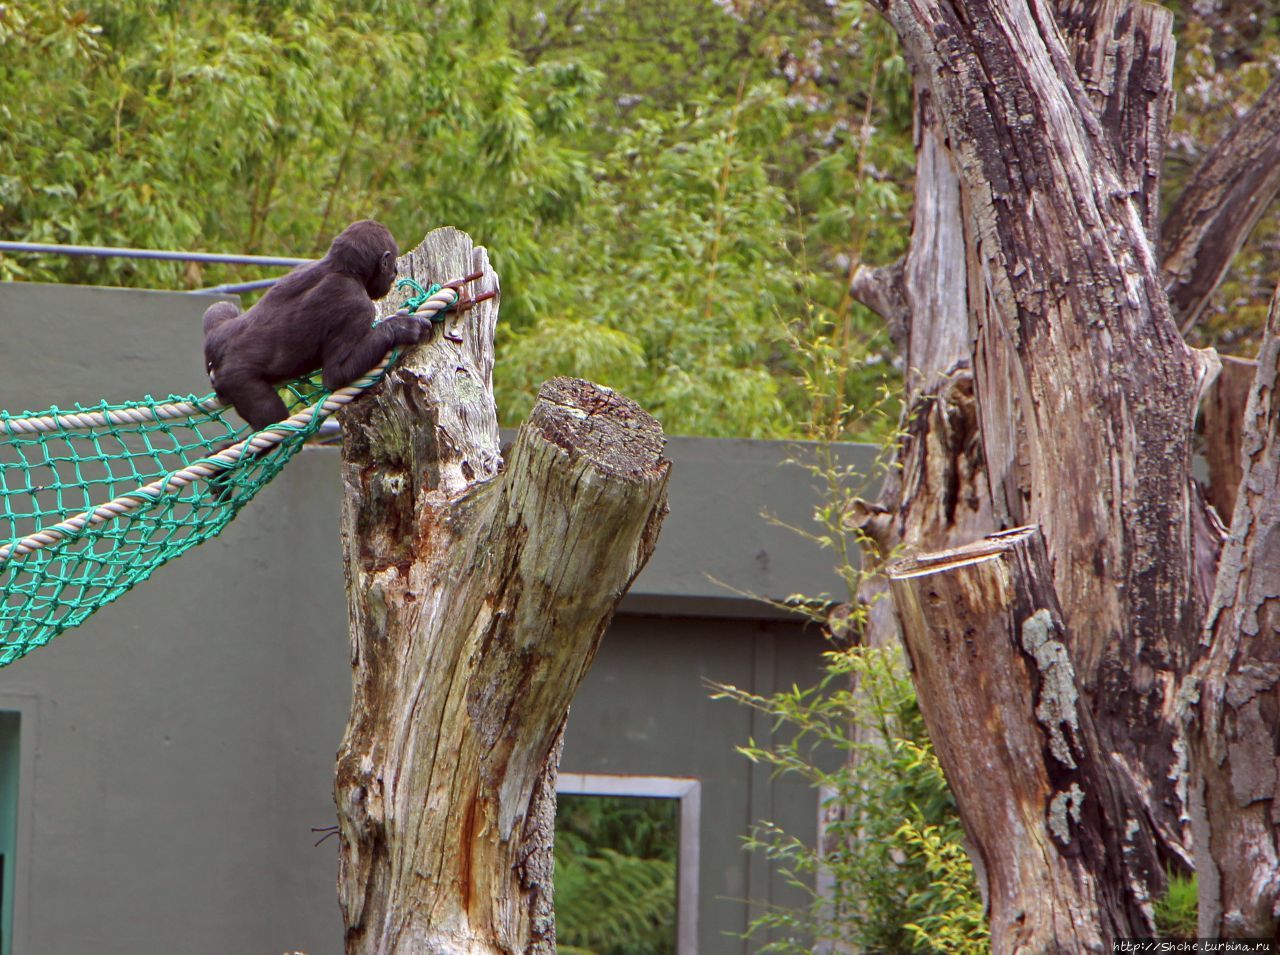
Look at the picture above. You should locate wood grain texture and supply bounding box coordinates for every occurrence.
[868,0,1215,876]
[889,527,1157,950]
[1186,281,1280,938]
[1055,0,1175,243]
[1200,354,1259,520]
[334,228,670,954]
[851,0,1280,939]
[847,87,990,657]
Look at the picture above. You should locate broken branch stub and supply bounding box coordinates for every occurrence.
[335,227,670,955]
[887,527,1158,950]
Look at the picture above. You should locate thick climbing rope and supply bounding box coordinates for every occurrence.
[0,278,470,664]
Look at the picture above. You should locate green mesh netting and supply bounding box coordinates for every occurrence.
[0,366,386,666]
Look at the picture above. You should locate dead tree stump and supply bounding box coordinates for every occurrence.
[333,227,670,954]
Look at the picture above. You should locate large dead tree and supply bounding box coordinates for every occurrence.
[332,228,670,954]
[848,0,1280,946]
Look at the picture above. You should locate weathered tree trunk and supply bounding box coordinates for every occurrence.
[861,0,1210,893]
[846,0,1280,945]
[846,88,987,655]
[1185,282,1280,938]
[889,527,1155,947]
[333,228,670,954]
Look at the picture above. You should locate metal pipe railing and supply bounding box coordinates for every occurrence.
[199,278,285,294]
[0,240,311,268]
[0,239,310,294]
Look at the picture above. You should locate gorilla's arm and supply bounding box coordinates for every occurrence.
[320,307,427,391]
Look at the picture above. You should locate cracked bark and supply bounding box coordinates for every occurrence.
[332,228,670,955]
[1199,354,1260,521]
[847,0,1280,945]
[1055,0,1175,244]
[889,527,1158,948]
[1186,281,1280,939]
[864,0,1212,885]
[846,84,987,611]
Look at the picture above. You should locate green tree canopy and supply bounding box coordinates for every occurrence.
[0,0,913,439]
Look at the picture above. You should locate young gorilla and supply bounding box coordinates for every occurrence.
[202,219,426,430]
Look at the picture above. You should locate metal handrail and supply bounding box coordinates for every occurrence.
[0,239,311,294]
[0,240,311,268]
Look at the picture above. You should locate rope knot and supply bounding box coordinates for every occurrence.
[394,277,452,322]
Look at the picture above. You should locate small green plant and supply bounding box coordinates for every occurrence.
[712,168,986,947]
[1153,872,1198,939]
[713,646,988,954]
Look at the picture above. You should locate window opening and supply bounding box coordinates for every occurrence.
[556,774,700,955]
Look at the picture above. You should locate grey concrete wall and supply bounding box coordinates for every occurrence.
[0,283,869,954]
[625,434,872,618]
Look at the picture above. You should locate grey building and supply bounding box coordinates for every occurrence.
[0,283,871,955]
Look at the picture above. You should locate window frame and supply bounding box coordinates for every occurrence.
[556,773,701,955]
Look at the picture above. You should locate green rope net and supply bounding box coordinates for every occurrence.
[0,273,472,667]
[0,363,392,667]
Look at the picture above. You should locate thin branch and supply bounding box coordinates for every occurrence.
[1162,75,1280,333]
[849,259,908,353]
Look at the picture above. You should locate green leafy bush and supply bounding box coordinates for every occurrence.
[0,0,912,442]
[713,645,988,954]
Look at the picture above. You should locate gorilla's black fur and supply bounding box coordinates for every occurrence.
[202,220,425,430]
